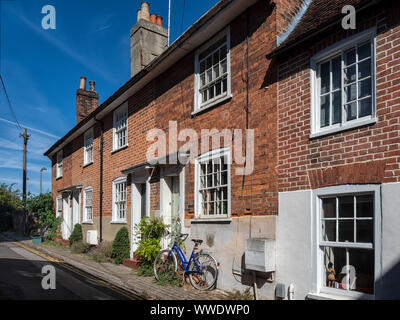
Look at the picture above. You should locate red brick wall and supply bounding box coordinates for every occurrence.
[51,0,308,231]
[277,2,400,192]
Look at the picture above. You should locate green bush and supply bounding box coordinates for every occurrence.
[134,217,167,267]
[0,212,12,232]
[90,241,113,263]
[69,224,83,246]
[111,227,130,264]
[0,183,21,232]
[26,193,61,240]
[71,241,90,254]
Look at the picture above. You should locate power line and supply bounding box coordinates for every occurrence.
[0,73,22,131]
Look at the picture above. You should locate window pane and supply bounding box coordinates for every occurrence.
[332,56,341,90]
[221,59,227,74]
[345,65,356,84]
[348,248,374,294]
[322,220,336,242]
[346,102,357,121]
[358,42,371,61]
[339,220,354,242]
[322,246,346,288]
[220,45,227,59]
[200,61,206,73]
[320,62,330,95]
[208,86,214,100]
[213,64,220,79]
[358,79,371,99]
[356,195,373,217]
[320,95,330,127]
[207,69,212,83]
[222,78,227,93]
[213,50,219,65]
[359,98,372,118]
[356,220,373,243]
[339,196,354,218]
[346,49,356,65]
[358,59,371,79]
[332,91,342,124]
[346,83,357,102]
[206,56,212,69]
[215,81,222,96]
[322,198,336,218]
[200,73,206,87]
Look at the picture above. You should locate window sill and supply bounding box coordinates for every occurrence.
[83,162,93,168]
[191,94,232,116]
[191,217,231,224]
[111,145,128,154]
[310,118,376,139]
[82,221,93,225]
[110,220,127,224]
[56,176,62,180]
[307,290,374,300]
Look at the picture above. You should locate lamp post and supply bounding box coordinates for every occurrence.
[40,167,47,194]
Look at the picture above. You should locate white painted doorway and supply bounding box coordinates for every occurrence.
[62,195,72,240]
[72,190,81,227]
[130,173,150,258]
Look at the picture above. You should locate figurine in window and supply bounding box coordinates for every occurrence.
[327,262,336,287]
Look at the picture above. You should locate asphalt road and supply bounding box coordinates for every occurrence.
[0,237,139,300]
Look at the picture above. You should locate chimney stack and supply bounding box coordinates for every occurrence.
[130,1,167,78]
[76,76,98,123]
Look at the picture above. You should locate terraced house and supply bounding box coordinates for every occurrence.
[45,0,400,299]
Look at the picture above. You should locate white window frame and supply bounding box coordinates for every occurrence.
[312,184,381,299]
[112,102,128,151]
[310,28,377,138]
[56,196,62,218]
[83,187,93,223]
[193,27,231,114]
[56,150,63,179]
[83,128,94,166]
[194,148,231,219]
[112,177,127,223]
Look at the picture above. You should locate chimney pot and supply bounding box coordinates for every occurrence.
[79,76,86,90]
[156,15,163,27]
[137,9,142,23]
[150,13,157,24]
[141,2,150,21]
[89,81,95,91]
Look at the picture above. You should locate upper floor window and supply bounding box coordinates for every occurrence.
[56,150,63,178]
[112,177,127,223]
[83,187,93,223]
[113,103,128,151]
[195,148,230,219]
[314,185,380,298]
[84,128,94,165]
[194,28,231,112]
[311,29,376,137]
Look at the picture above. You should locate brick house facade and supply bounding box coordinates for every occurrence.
[45,0,400,299]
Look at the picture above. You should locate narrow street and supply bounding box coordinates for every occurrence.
[0,237,139,300]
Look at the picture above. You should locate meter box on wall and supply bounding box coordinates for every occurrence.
[245,238,276,272]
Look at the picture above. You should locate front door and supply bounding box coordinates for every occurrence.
[162,175,180,249]
[72,190,81,227]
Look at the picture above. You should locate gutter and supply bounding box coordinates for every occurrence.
[268,0,383,58]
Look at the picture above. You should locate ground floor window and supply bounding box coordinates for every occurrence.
[56,196,62,218]
[112,177,127,222]
[315,185,380,297]
[83,187,93,222]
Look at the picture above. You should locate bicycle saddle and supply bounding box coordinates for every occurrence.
[191,239,203,244]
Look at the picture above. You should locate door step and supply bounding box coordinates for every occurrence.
[122,257,140,269]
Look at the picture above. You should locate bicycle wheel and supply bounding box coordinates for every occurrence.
[189,253,218,290]
[154,249,177,281]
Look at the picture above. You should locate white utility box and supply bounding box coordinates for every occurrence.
[245,238,275,272]
[86,230,98,245]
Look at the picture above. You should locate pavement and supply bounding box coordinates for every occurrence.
[0,231,228,300]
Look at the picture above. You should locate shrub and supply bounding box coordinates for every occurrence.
[71,241,90,254]
[0,212,12,232]
[0,183,21,232]
[111,227,130,264]
[134,217,167,267]
[69,224,83,246]
[90,241,113,263]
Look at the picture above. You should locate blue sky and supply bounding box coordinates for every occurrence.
[0,0,218,195]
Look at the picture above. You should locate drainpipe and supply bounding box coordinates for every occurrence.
[94,116,104,243]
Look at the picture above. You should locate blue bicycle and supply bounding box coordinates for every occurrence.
[153,233,219,290]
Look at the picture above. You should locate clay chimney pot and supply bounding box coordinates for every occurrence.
[156,15,163,27]
[150,13,157,24]
[137,9,142,23]
[79,76,86,90]
[141,2,150,21]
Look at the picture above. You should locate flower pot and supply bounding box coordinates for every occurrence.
[32,236,42,244]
